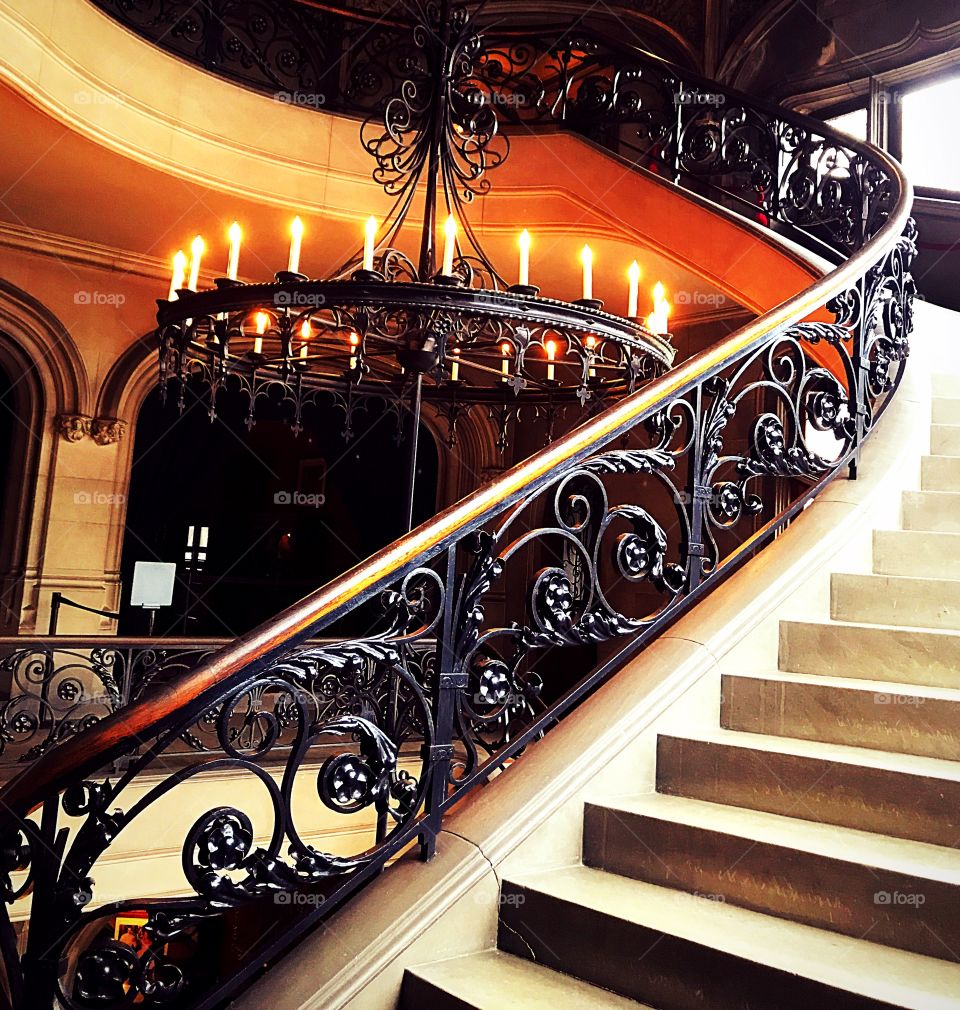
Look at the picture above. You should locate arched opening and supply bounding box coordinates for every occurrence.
[0,344,44,633]
[119,384,440,636]
[0,360,22,628]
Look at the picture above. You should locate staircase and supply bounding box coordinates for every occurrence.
[400,374,960,1008]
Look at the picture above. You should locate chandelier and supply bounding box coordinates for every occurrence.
[155,0,675,523]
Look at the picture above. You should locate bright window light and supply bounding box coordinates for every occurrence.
[901,75,960,192]
[825,108,867,141]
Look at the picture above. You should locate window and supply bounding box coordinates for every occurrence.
[899,75,960,194]
[825,107,868,141]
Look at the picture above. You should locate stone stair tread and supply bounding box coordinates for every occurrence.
[873,528,960,576]
[725,668,960,702]
[875,527,960,547]
[780,614,960,630]
[589,792,960,882]
[835,571,960,588]
[904,488,960,501]
[504,866,960,1008]
[931,434,960,456]
[780,614,960,638]
[404,950,651,1009]
[831,572,960,630]
[921,457,960,493]
[661,728,960,781]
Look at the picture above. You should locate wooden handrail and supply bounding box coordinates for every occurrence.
[0,133,913,826]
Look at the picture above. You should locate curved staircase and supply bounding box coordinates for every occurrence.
[0,10,923,1009]
[401,372,960,1009]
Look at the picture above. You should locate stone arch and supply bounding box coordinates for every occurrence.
[0,279,90,631]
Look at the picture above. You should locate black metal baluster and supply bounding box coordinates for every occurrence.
[20,800,62,1009]
[420,546,460,859]
[685,383,707,592]
[848,274,870,480]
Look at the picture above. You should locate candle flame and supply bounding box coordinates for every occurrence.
[585,335,597,349]
[291,216,304,238]
[256,312,269,335]
[365,216,378,238]
[519,229,531,251]
[580,244,593,267]
[653,281,666,302]
[168,250,188,300]
[300,320,311,339]
[546,339,557,360]
[187,237,205,291]
[501,341,511,356]
[228,221,242,244]
[628,260,641,283]
[444,215,457,239]
[349,331,360,347]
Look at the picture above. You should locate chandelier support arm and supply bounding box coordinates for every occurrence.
[405,373,425,533]
[417,0,452,279]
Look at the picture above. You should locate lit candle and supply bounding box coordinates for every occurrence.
[546,339,557,382]
[168,250,187,300]
[647,281,671,335]
[442,215,457,276]
[227,222,242,280]
[300,319,311,359]
[585,334,597,378]
[450,348,460,382]
[288,216,304,273]
[349,331,360,370]
[254,311,268,354]
[580,245,593,300]
[363,216,378,272]
[188,235,205,291]
[627,260,641,317]
[518,229,531,287]
[500,341,511,380]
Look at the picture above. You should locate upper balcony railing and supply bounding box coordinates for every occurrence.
[0,13,916,1010]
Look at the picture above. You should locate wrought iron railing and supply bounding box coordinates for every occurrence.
[0,639,220,768]
[0,22,916,1010]
[0,638,438,770]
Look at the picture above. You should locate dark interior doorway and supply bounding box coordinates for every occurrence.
[119,382,439,637]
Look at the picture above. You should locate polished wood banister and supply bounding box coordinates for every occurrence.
[0,136,912,826]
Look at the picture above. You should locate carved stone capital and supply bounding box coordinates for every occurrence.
[90,418,127,446]
[55,414,92,443]
[54,415,127,445]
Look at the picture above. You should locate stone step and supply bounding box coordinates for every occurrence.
[656,731,960,846]
[903,490,960,533]
[401,950,651,1009]
[932,398,960,425]
[720,671,960,761]
[931,425,960,457]
[922,455,960,492]
[499,866,960,1009]
[779,619,960,688]
[831,573,960,630]
[933,374,960,398]
[583,792,960,959]
[873,529,960,579]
